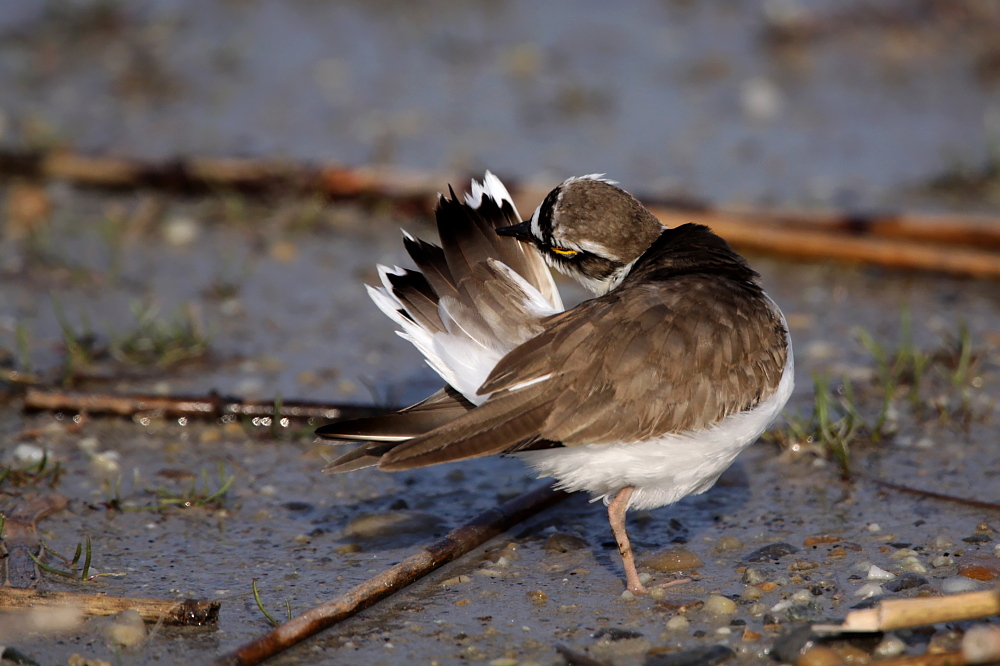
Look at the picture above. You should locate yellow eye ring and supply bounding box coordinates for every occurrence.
[550,246,579,257]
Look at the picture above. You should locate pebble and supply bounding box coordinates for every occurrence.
[868,524,882,533]
[489,659,518,666]
[931,555,954,568]
[884,573,928,592]
[898,556,928,574]
[649,586,667,600]
[890,548,918,560]
[797,646,847,666]
[620,590,637,601]
[790,589,813,604]
[11,443,45,465]
[853,582,883,598]
[741,585,762,601]
[641,548,703,572]
[746,543,799,562]
[743,567,769,585]
[526,590,547,603]
[960,565,998,582]
[874,635,907,658]
[342,511,443,538]
[103,610,146,647]
[704,595,737,616]
[941,576,980,594]
[439,575,470,587]
[929,535,955,550]
[162,216,200,246]
[715,536,744,552]
[867,565,896,581]
[666,616,689,631]
[543,533,588,553]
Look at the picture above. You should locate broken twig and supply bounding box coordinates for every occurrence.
[0,587,219,626]
[816,588,1000,633]
[4,147,1000,278]
[210,483,568,666]
[21,387,392,423]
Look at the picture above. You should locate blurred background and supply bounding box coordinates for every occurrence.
[2,0,999,206]
[2,3,1000,664]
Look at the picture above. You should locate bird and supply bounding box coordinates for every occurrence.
[316,172,793,594]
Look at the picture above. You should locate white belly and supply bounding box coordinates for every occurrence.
[514,347,794,511]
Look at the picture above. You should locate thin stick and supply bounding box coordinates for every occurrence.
[22,387,393,423]
[820,588,1000,633]
[209,483,568,666]
[4,147,1000,260]
[0,588,219,626]
[648,207,1000,281]
[856,474,1000,512]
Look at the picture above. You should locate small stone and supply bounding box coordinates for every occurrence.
[929,535,955,550]
[620,590,637,601]
[334,543,362,555]
[641,548,703,572]
[440,575,471,587]
[742,585,762,601]
[874,635,907,658]
[868,524,882,533]
[959,564,999,582]
[867,565,896,581]
[649,586,667,600]
[715,536,744,552]
[543,533,588,553]
[743,567,769,585]
[489,659,519,666]
[790,589,813,603]
[638,572,653,584]
[704,595,737,616]
[803,535,841,546]
[11,444,45,465]
[666,615,689,631]
[853,582,883,598]
[898,556,928,574]
[932,555,954,568]
[941,577,980,594]
[163,216,200,246]
[890,548,918,560]
[797,646,847,666]
[593,628,644,641]
[884,573,928,592]
[526,590,547,603]
[746,543,799,562]
[103,609,146,647]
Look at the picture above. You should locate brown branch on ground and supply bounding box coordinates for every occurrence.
[21,387,394,423]
[0,588,220,626]
[3,147,1000,277]
[209,483,569,666]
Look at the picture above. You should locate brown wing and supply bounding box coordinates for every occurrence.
[376,274,788,471]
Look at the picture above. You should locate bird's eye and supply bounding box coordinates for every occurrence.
[550,246,579,257]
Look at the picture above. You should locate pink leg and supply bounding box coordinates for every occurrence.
[608,486,647,595]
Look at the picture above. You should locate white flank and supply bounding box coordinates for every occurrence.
[516,325,794,511]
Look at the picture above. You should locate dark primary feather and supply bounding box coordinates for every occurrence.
[320,387,474,471]
[362,224,789,470]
